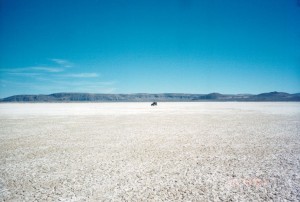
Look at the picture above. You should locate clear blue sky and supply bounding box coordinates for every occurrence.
[0,0,299,97]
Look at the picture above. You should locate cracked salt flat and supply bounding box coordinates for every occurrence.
[0,102,300,201]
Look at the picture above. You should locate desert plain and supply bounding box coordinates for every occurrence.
[0,102,300,201]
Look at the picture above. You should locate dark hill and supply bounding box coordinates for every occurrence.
[249,91,300,101]
[1,92,299,102]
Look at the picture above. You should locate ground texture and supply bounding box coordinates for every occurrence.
[0,103,300,201]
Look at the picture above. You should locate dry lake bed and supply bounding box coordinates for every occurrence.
[0,102,300,201]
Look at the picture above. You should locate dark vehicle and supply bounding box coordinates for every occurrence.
[151,102,157,106]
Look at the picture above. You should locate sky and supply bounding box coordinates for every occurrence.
[0,0,299,97]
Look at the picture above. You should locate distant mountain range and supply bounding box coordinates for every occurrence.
[0,92,299,102]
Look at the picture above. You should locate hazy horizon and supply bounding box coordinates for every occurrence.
[1,90,300,98]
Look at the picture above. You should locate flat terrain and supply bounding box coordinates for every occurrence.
[0,103,300,201]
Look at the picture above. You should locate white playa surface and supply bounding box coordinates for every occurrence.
[0,102,300,201]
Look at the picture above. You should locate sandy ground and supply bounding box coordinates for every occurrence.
[0,102,300,201]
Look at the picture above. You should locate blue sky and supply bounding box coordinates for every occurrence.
[0,0,299,97]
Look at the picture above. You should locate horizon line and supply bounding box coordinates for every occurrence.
[1,91,300,99]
